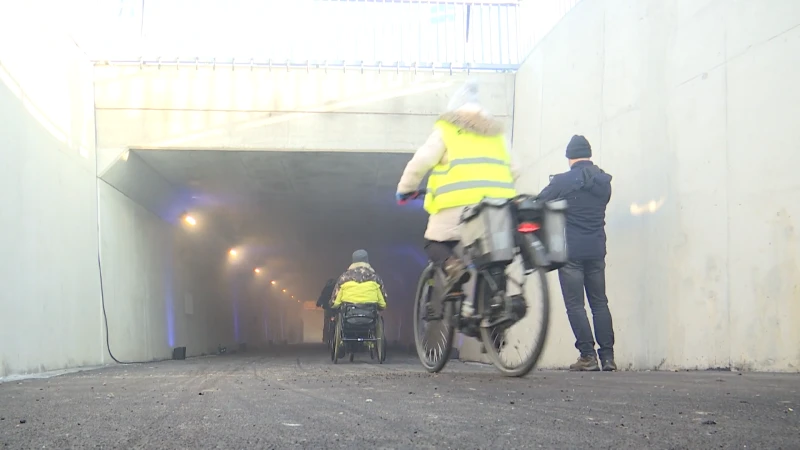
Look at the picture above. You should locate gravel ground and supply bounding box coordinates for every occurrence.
[1,345,798,449]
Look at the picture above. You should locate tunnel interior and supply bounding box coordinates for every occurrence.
[100,149,430,354]
[3,0,799,380]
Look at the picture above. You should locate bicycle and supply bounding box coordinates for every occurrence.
[398,189,568,377]
[324,313,336,351]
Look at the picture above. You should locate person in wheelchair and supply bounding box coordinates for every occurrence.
[330,249,387,313]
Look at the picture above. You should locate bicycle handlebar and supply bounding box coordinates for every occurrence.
[397,189,427,205]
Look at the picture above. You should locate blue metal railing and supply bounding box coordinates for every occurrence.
[76,0,583,72]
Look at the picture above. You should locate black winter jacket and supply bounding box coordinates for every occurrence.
[315,279,337,309]
[538,161,612,260]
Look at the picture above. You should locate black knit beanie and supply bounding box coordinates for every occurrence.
[566,135,592,159]
[352,249,369,264]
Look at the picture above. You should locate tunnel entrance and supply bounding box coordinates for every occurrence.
[99,149,429,354]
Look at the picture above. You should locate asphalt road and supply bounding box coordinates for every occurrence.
[1,345,798,449]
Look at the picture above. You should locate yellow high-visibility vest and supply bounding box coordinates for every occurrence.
[424,120,516,215]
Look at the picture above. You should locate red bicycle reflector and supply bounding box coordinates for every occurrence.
[517,222,540,233]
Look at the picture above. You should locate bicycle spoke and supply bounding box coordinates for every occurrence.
[507,274,525,290]
[414,265,455,372]
[478,257,550,377]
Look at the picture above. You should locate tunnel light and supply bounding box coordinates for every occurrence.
[291,295,294,299]
[254,268,261,274]
[271,280,277,285]
[183,215,197,226]
[229,249,238,257]
[282,289,287,293]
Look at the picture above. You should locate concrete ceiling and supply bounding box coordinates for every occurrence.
[132,149,430,306]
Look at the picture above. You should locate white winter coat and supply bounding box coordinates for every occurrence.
[396,103,522,242]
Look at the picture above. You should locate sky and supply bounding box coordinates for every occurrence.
[61,0,581,65]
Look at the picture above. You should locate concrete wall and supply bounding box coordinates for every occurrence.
[0,12,103,378]
[92,66,516,174]
[303,309,324,344]
[98,181,241,361]
[503,0,800,371]
[98,148,331,352]
[0,9,245,378]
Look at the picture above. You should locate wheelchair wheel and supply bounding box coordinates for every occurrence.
[332,319,343,364]
[376,316,386,364]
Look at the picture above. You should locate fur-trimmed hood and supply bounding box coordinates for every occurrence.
[438,107,504,137]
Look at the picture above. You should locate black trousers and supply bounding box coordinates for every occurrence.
[322,308,334,341]
[424,240,458,265]
[557,259,615,361]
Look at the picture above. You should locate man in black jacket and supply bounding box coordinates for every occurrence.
[538,135,616,372]
[316,278,337,344]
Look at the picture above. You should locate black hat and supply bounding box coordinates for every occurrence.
[566,135,592,159]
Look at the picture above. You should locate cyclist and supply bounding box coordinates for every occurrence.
[316,278,337,343]
[330,250,388,311]
[395,80,521,296]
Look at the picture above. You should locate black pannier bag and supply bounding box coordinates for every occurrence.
[343,303,377,327]
[540,199,569,271]
[511,196,570,273]
[459,198,516,269]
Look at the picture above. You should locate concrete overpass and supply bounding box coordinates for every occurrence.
[2,0,799,381]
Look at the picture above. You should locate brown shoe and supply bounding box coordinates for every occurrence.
[443,257,471,292]
[569,355,600,371]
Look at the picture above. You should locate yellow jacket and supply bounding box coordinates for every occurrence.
[331,262,387,310]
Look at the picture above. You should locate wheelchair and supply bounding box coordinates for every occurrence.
[331,302,386,364]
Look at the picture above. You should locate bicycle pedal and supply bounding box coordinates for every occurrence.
[481,315,513,329]
[444,292,464,301]
[424,304,443,321]
[459,323,479,339]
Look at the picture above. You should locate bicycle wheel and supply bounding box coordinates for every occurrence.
[329,319,336,361]
[413,263,455,373]
[332,319,343,364]
[326,321,334,351]
[477,257,550,377]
